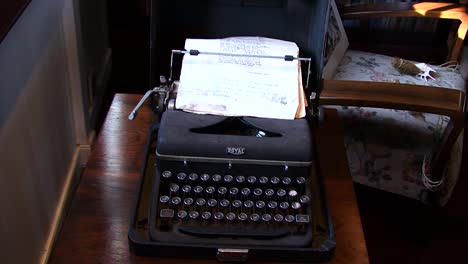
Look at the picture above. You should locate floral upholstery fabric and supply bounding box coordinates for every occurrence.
[329,50,465,205]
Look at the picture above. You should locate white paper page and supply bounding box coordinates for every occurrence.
[176,37,304,120]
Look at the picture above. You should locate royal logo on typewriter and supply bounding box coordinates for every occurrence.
[226,147,246,156]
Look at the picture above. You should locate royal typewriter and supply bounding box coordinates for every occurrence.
[128,0,335,262]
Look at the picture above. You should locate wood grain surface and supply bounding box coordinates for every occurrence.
[48,94,368,263]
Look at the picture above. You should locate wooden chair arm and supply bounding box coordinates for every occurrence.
[340,2,468,61]
[321,80,465,120]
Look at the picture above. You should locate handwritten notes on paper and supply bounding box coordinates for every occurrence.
[175,37,306,120]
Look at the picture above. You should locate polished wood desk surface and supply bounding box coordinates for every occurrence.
[49,94,368,263]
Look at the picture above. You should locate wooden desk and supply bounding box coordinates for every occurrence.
[49,94,368,263]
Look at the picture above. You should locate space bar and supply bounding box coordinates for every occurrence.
[179,225,289,239]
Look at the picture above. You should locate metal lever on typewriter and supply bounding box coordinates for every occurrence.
[128,76,174,120]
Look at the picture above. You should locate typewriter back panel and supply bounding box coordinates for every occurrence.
[149,0,330,87]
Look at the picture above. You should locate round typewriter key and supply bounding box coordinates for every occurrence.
[218,186,227,195]
[282,177,292,185]
[232,200,242,208]
[202,211,212,220]
[250,213,260,222]
[262,214,272,222]
[291,202,301,209]
[224,174,233,183]
[171,197,181,205]
[220,199,230,207]
[182,185,192,193]
[177,172,187,180]
[196,198,206,206]
[200,173,210,181]
[247,176,257,184]
[212,174,222,182]
[214,212,224,220]
[259,176,268,184]
[206,186,215,194]
[268,201,278,209]
[265,189,275,197]
[296,177,306,184]
[256,201,265,209]
[159,195,170,204]
[170,184,180,193]
[285,215,295,223]
[193,186,203,194]
[253,188,263,196]
[189,211,199,219]
[226,212,236,221]
[300,195,311,204]
[270,177,280,184]
[184,198,194,206]
[277,189,286,197]
[236,175,245,183]
[162,170,172,178]
[241,188,251,196]
[229,187,239,195]
[274,214,284,222]
[280,202,289,209]
[177,210,188,219]
[207,199,217,207]
[188,173,198,181]
[288,189,298,197]
[243,200,254,208]
[238,213,248,221]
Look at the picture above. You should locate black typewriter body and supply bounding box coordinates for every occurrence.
[129,0,335,261]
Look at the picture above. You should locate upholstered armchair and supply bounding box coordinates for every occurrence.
[320,1,466,205]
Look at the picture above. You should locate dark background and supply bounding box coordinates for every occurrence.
[0,0,31,43]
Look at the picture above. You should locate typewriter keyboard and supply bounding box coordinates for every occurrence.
[151,169,313,245]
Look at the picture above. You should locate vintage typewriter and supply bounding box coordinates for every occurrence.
[128,0,335,262]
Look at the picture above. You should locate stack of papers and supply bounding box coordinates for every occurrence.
[175,37,307,120]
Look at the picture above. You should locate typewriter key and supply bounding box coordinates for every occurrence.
[259,176,268,184]
[189,211,200,219]
[285,215,295,223]
[280,201,289,209]
[295,215,310,223]
[268,201,278,209]
[182,185,192,193]
[224,175,233,183]
[282,177,292,185]
[253,188,263,196]
[194,186,203,194]
[226,212,236,221]
[171,197,182,205]
[238,213,248,221]
[243,200,254,208]
[277,189,286,197]
[160,209,174,218]
[202,211,212,220]
[291,202,301,210]
[196,198,206,206]
[296,177,306,184]
[229,187,239,195]
[236,175,245,183]
[274,214,284,222]
[200,173,210,181]
[241,188,251,196]
[250,213,260,222]
[206,186,215,194]
[218,187,227,195]
[207,199,217,207]
[184,198,194,206]
[265,189,275,197]
[214,212,224,220]
[232,200,242,208]
[220,199,230,207]
[177,210,188,219]
[170,184,180,193]
[247,176,257,184]
[300,195,311,204]
[188,173,198,181]
[256,201,266,209]
[288,189,298,197]
[262,214,272,222]
[212,174,222,182]
[270,177,280,185]
[162,170,172,178]
[159,195,170,204]
[177,172,187,180]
